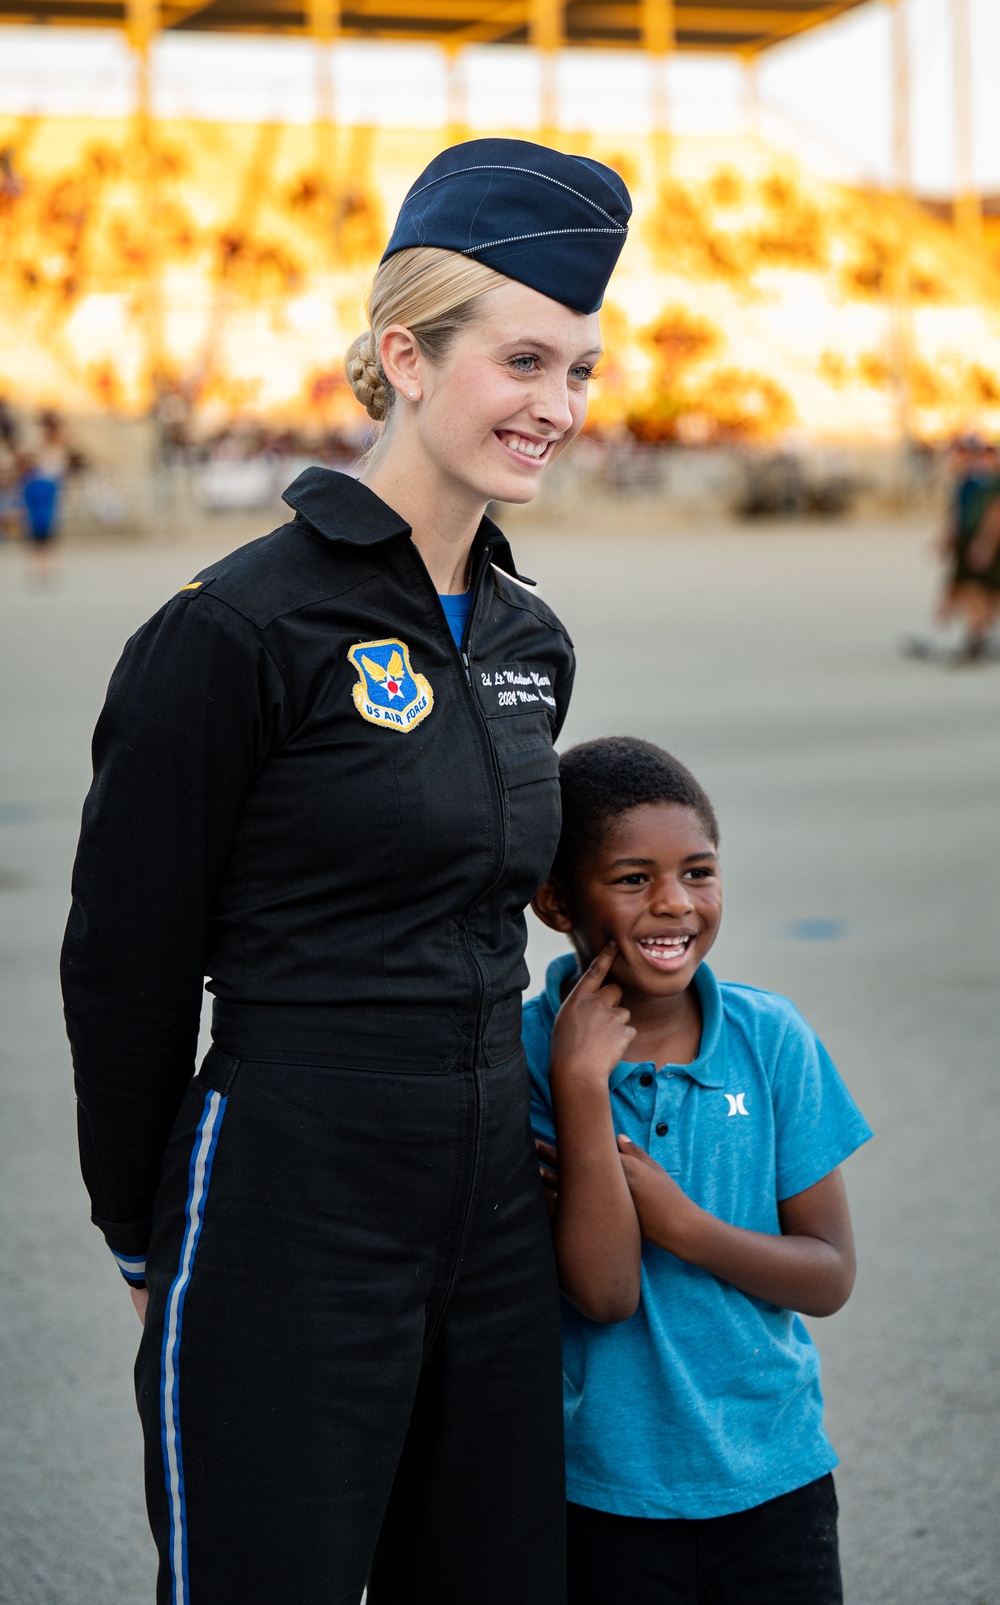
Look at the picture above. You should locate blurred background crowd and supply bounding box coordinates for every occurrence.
[0,1,1000,558]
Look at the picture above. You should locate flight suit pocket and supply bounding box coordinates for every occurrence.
[196,1045,242,1097]
[495,736,560,791]
[492,730,562,903]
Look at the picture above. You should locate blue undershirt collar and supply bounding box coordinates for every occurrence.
[438,591,472,649]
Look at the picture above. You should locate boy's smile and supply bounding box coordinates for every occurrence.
[563,802,722,1001]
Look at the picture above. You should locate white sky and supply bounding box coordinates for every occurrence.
[0,0,998,196]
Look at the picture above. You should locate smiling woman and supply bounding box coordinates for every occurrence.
[62,136,631,1605]
[354,262,604,553]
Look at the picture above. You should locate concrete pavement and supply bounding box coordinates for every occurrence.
[1,514,997,1604]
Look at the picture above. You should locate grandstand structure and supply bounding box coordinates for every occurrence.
[0,0,988,445]
[0,2,980,239]
[0,0,869,52]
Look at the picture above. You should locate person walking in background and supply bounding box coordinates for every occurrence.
[20,409,74,585]
[61,139,631,1605]
[527,737,871,1605]
[905,434,998,663]
[0,397,22,544]
[958,464,1000,657]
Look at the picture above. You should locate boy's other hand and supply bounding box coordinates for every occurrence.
[550,942,637,1084]
[618,1135,698,1252]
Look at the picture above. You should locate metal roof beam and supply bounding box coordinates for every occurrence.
[0,0,870,48]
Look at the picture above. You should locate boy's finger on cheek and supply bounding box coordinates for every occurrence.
[585,941,617,983]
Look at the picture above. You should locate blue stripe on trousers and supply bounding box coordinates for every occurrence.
[159,1089,228,1605]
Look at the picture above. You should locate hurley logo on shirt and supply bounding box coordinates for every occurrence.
[348,638,434,732]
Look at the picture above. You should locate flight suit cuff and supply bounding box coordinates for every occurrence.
[93,1214,152,1287]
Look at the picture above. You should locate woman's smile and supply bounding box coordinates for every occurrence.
[494,429,559,466]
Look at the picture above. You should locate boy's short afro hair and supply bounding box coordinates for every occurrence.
[551,736,718,885]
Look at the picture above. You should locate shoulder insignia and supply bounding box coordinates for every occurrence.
[347,637,434,733]
[178,581,203,592]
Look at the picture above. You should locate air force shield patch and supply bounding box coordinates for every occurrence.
[348,638,434,732]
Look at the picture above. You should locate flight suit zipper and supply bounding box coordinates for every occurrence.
[404,538,511,1065]
[401,537,513,1336]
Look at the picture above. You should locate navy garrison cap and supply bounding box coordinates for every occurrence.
[381,138,631,315]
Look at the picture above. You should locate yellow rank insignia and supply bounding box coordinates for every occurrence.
[348,638,434,733]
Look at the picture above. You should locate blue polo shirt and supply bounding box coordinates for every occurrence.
[523,953,872,1520]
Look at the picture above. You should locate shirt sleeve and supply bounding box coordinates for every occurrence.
[60,592,289,1279]
[521,998,557,1148]
[552,641,575,743]
[770,1007,873,1201]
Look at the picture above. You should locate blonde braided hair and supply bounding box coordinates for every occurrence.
[345,247,509,426]
[345,333,389,423]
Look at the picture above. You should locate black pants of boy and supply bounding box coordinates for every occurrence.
[566,1475,842,1605]
[134,1025,566,1605]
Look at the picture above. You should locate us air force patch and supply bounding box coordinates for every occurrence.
[347,638,434,732]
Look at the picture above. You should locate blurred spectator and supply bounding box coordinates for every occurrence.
[193,422,363,513]
[0,395,16,450]
[20,409,85,585]
[0,146,23,202]
[154,380,195,466]
[959,458,1000,660]
[904,435,999,662]
[0,397,22,541]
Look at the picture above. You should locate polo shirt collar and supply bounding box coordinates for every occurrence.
[541,952,726,1091]
[282,465,535,585]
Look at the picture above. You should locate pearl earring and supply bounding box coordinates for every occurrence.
[408,391,416,399]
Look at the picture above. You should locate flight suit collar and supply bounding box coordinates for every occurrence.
[282,466,535,586]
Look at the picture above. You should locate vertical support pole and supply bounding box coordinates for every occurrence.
[126,0,162,409]
[309,0,340,257]
[887,0,914,490]
[530,0,562,144]
[642,0,674,180]
[444,44,469,144]
[890,0,912,195]
[742,52,761,141]
[951,0,982,246]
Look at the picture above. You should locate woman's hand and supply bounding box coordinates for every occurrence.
[130,1287,149,1327]
[535,1139,558,1222]
[549,942,635,1087]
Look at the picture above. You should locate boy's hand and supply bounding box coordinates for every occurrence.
[618,1138,858,1316]
[617,1135,698,1254]
[550,942,636,1085]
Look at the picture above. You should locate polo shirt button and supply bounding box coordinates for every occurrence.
[655,1121,669,1136]
[640,1072,654,1087]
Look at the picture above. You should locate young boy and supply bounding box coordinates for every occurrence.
[524,736,872,1605]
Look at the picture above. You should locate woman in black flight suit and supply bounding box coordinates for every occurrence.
[61,138,631,1605]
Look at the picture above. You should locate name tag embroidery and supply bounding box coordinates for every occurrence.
[480,666,556,710]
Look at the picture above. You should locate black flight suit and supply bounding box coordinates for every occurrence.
[61,469,575,1605]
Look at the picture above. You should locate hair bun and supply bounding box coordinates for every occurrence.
[345,333,388,422]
